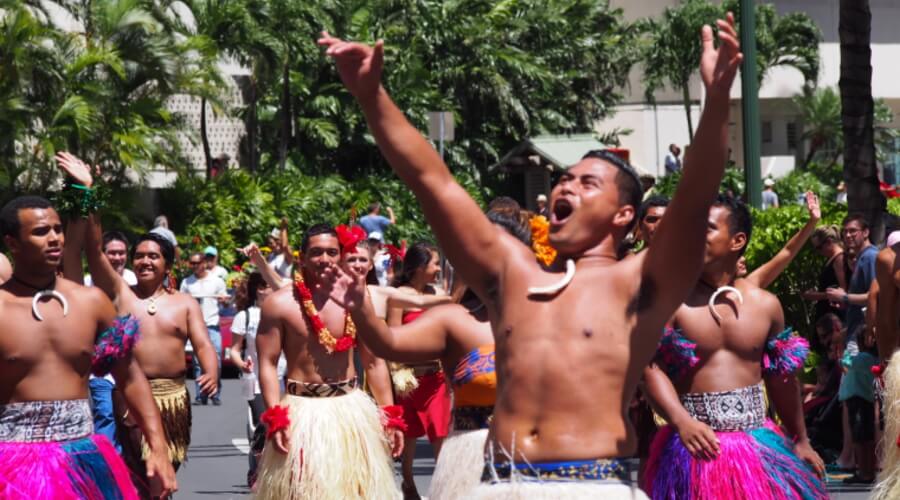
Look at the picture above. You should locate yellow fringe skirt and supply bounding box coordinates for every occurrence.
[252,379,399,500]
[141,377,191,467]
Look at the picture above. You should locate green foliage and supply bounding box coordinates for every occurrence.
[889,197,900,217]
[0,0,225,198]
[644,0,821,139]
[745,202,847,337]
[772,169,836,207]
[157,168,489,268]
[654,165,744,199]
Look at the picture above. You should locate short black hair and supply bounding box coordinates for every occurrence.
[637,195,670,224]
[102,231,130,252]
[712,194,752,254]
[487,197,521,214]
[580,150,643,231]
[842,213,870,231]
[301,223,338,253]
[131,233,175,266]
[0,196,54,239]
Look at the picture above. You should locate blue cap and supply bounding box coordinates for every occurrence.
[203,246,218,256]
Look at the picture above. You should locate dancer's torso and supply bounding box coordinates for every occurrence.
[122,286,195,380]
[269,285,357,383]
[0,279,104,403]
[671,278,779,395]
[488,252,660,463]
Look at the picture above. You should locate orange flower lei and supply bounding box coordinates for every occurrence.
[293,271,356,354]
[530,215,557,266]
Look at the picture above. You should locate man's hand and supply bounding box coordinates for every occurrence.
[825,287,847,303]
[675,417,720,460]
[55,151,95,187]
[272,426,290,454]
[794,439,825,478]
[145,447,178,498]
[241,356,254,374]
[699,13,743,98]
[805,191,821,222]
[196,373,217,396]
[387,428,404,458]
[324,263,368,311]
[802,288,822,301]
[318,31,384,103]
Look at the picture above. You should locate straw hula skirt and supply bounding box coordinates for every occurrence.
[252,378,399,500]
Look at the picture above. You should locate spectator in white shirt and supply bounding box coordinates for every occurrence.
[181,252,229,405]
[203,246,229,281]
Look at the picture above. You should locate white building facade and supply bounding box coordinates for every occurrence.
[601,0,900,184]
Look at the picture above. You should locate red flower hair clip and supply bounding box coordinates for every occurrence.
[385,241,407,262]
[336,224,367,254]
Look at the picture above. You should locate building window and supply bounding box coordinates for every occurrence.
[786,122,798,150]
[762,121,773,144]
[884,137,900,186]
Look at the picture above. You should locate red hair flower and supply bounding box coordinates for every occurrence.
[336,224,367,254]
[386,241,407,262]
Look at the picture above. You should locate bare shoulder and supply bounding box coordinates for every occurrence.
[739,278,782,315]
[877,246,897,266]
[260,285,295,319]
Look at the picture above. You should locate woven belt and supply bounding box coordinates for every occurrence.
[483,457,631,483]
[285,378,357,398]
[0,399,93,442]
[680,383,766,431]
[453,405,493,431]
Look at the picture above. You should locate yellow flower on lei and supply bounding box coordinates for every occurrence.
[530,215,557,266]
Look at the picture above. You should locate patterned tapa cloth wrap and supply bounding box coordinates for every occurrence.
[0,399,138,500]
[645,328,826,500]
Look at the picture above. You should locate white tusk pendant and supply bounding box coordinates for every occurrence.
[708,286,743,323]
[32,290,69,321]
[528,259,576,297]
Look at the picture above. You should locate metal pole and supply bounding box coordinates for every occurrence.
[439,115,445,160]
[740,0,762,208]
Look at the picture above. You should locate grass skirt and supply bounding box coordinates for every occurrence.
[252,388,399,500]
[0,434,137,500]
[644,421,828,500]
[429,428,488,499]
[471,481,649,499]
[141,377,191,466]
[875,350,900,500]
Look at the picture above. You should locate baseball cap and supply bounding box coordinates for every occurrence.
[368,231,384,243]
[764,178,775,187]
[887,230,900,248]
[536,194,547,203]
[203,246,218,256]
[269,228,281,239]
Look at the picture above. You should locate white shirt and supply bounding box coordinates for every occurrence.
[373,250,390,287]
[267,253,293,279]
[84,269,137,288]
[210,265,228,282]
[180,274,227,326]
[232,306,287,399]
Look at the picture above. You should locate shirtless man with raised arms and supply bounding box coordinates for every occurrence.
[320,13,742,498]
[55,153,219,488]
[0,195,176,498]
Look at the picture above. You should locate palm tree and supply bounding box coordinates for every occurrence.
[838,0,885,239]
[793,87,842,169]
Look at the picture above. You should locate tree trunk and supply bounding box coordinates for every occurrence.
[682,80,694,141]
[200,96,212,180]
[839,0,885,242]
[278,57,291,171]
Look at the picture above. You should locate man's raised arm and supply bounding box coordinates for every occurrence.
[319,33,508,299]
[640,14,742,322]
[876,247,899,362]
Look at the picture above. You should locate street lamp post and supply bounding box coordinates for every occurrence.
[740,0,762,208]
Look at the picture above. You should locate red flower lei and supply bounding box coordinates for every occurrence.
[293,272,356,354]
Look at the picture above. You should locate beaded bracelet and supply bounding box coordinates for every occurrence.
[260,405,291,439]
[55,181,108,218]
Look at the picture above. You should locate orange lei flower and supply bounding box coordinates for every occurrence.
[293,272,356,354]
[530,215,557,266]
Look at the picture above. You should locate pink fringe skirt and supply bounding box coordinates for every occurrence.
[643,420,827,500]
[0,434,138,499]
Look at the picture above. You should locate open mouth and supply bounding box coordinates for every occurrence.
[550,199,574,226]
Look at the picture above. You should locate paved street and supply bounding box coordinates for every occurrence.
[175,379,873,499]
